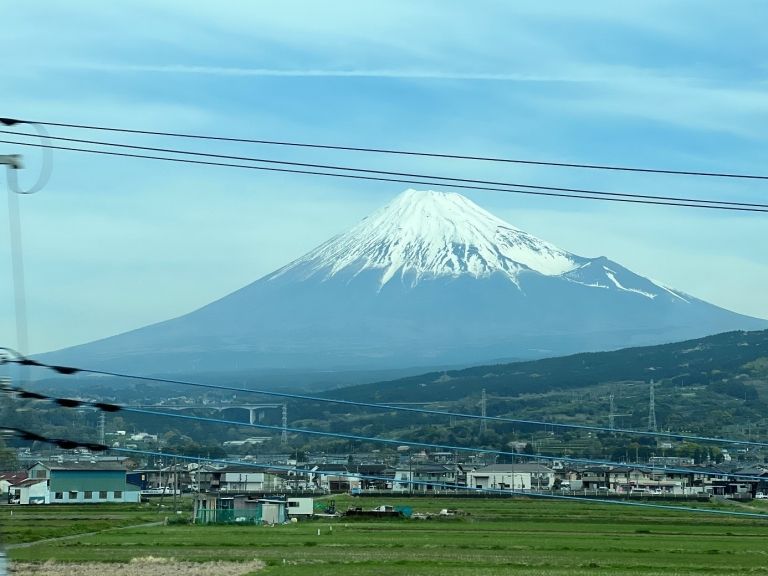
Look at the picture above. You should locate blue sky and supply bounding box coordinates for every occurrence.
[2,1,768,353]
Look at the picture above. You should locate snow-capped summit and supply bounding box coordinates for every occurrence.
[41,189,768,374]
[269,189,579,287]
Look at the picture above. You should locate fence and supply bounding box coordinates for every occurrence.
[195,508,263,525]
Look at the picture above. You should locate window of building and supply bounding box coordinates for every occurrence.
[84,491,92,500]
[99,491,108,499]
[69,491,78,499]
[113,491,122,499]
[35,470,47,479]
[54,492,63,500]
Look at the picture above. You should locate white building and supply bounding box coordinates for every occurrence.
[467,464,554,491]
[10,462,141,504]
[286,497,314,517]
[393,464,459,492]
[211,467,284,492]
[9,478,49,504]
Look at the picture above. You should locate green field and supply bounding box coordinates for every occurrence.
[4,497,768,575]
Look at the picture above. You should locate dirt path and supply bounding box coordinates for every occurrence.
[6,521,164,549]
[11,557,265,575]
[8,523,266,575]
[711,496,768,515]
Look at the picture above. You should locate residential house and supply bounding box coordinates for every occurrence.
[9,478,48,504]
[0,472,27,496]
[578,466,611,490]
[393,463,459,492]
[733,466,768,496]
[209,466,284,493]
[308,464,361,492]
[19,461,140,504]
[467,464,554,491]
[608,466,688,493]
[674,465,731,495]
[352,464,395,490]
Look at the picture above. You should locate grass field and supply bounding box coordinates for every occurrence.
[4,496,768,575]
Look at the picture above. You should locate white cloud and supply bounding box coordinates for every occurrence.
[42,63,594,83]
[557,68,768,140]
[4,0,768,354]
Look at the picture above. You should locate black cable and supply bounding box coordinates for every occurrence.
[0,426,108,451]
[3,130,767,209]
[4,382,766,482]
[8,117,768,181]
[116,447,768,519]
[7,423,760,516]
[4,348,767,450]
[2,139,767,213]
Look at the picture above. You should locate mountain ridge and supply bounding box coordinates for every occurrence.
[40,189,768,374]
[324,328,768,404]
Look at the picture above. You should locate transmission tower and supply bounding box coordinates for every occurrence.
[281,404,288,444]
[608,391,631,430]
[480,389,487,434]
[609,393,615,430]
[648,380,657,432]
[98,412,106,445]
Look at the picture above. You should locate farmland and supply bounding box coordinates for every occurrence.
[4,497,768,575]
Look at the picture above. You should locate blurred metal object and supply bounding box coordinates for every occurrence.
[6,190,28,357]
[3,121,52,194]
[0,154,22,169]
[1,120,52,375]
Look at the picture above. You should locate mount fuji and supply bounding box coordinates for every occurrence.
[43,189,768,373]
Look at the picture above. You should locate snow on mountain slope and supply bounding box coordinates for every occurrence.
[39,189,768,374]
[268,189,581,287]
[266,189,679,303]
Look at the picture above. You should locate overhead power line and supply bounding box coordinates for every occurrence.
[3,130,767,210]
[3,424,763,518]
[3,348,766,450]
[1,138,766,213]
[115,447,768,520]
[7,117,768,181]
[5,382,763,481]
[0,426,107,452]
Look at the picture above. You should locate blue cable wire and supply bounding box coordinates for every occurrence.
[3,381,761,481]
[3,380,762,482]
[6,354,766,450]
[124,406,768,482]
[113,446,768,520]
[6,348,768,468]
